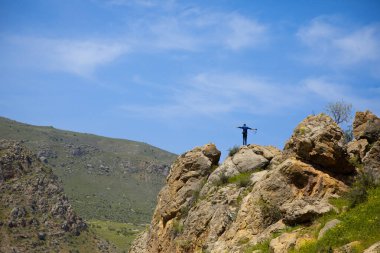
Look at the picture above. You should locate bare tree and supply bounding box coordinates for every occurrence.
[325,100,353,125]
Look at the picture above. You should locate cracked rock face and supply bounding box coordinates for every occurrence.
[284,114,355,174]
[348,111,380,183]
[131,141,348,253]
[353,110,380,142]
[129,113,371,253]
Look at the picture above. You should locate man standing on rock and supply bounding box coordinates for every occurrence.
[237,124,256,145]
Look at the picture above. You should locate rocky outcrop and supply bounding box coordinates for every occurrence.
[130,114,355,253]
[269,230,298,253]
[353,110,380,142]
[284,114,355,174]
[0,140,113,253]
[348,111,380,183]
[363,141,380,183]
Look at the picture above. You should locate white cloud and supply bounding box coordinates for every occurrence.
[303,77,380,114]
[9,37,129,77]
[121,73,380,119]
[297,17,380,68]
[225,14,267,50]
[131,9,268,51]
[120,73,306,118]
[105,0,176,8]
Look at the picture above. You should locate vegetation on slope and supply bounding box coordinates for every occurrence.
[243,179,380,253]
[294,186,380,253]
[88,220,145,253]
[0,116,177,224]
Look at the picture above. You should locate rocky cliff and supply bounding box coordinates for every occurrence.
[0,140,115,252]
[130,112,380,253]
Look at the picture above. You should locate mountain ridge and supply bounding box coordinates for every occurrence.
[0,116,177,224]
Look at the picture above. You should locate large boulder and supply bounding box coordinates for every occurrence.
[232,147,269,173]
[363,141,380,183]
[284,114,355,174]
[130,144,221,253]
[353,111,380,143]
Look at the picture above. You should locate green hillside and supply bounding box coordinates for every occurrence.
[0,116,177,224]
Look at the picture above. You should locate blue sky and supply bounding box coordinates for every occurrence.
[1,0,380,158]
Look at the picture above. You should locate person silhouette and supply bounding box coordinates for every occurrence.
[237,124,256,145]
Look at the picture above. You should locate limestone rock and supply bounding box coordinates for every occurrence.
[363,141,380,183]
[334,241,361,253]
[248,144,282,160]
[284,114,355,174]
[269,230,298,253]
[232,146,269,173]
[364,241,380,253]
[202,143,221,165]
[130,144,221,253]
[353,111,380,142]
[130,115,354,253]
[282,199,332,226]
[318,219,341,239]
[347,138,369,160]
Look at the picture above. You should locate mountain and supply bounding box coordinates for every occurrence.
[0,116,177,224]
[130,111,380,253]
[0,139,116,252]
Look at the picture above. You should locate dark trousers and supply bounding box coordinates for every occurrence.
[243,134,247,145]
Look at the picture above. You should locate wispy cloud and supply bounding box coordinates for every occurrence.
[120,73,380,119]
[3,5,267,77]
[7,37,129,77]
[119,6,268,52]
[104,0,175,8]
[303,77,380,113]
[120,73,306,118]
[297,16,380,68]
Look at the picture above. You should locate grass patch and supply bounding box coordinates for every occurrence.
[172,219,184,237]
[228,171,252,188]
[88,219,145,252]
[295,186,380,252]
[243,238,271,253]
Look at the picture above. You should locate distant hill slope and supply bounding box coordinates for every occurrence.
[0,116,177,224]
[0,140,116,252]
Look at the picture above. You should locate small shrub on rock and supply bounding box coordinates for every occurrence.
[228,145,240,157]
[171,219,183,237]
[258,198,282,227]
[228,172,252,188]
[347,171,377,208]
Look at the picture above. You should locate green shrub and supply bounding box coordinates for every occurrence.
[172,219,183,237]
[228,172,252,187]
[228,145,240,157]
[348,156,363,169]
[258,198,282,227]
[214,172,229,187]
[347,171,377,208]
[243,238,271,253]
